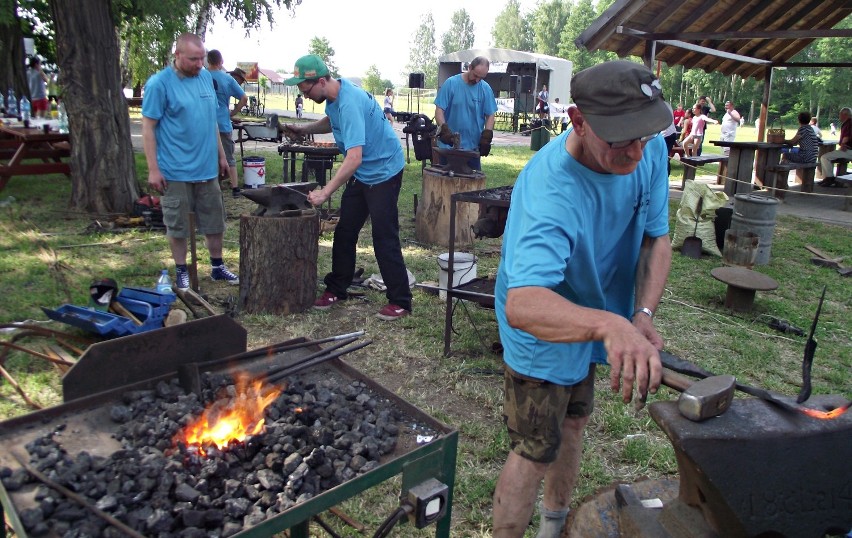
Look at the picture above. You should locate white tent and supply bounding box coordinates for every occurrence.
[437,48,573,111]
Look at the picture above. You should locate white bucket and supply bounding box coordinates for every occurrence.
[243,156,266,188]
[437,252,477,299]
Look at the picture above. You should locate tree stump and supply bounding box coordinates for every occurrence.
[415,168,485,247]
[239,213,319,315]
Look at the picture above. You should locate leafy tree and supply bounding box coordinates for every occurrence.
[308,36,339,78]
[440,9,474,55]
[559,0,612,72]
[492,0,534,51]
[363,64,383,95]
[531,0,570,56]
[406,12,437,88]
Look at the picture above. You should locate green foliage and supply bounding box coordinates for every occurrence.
[17,0,56,66]
[308,36,339,78]
[440,8,475,55]
[531,0,570,56]
[406,12,437,88]
[362,64,383,95]
[491,0,534,51]
[558,0,613,71]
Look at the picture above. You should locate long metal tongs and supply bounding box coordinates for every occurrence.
[797,285,826,404]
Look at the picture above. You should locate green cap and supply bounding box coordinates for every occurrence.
[284,55,329,85]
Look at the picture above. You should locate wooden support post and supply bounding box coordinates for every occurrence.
[415,168,485,247]
[239,213,319,315]
[188,211,199,291]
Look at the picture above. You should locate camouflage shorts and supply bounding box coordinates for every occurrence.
[502,363,596,463]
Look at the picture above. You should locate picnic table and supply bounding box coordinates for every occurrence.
[0,121,71,192]
[712,140,785,196]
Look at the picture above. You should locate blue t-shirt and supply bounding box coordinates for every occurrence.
[210,69,245,133]
[142,67,219,182]
[324,79,404,185]
[434,74,497,151]
[494,131,670,386]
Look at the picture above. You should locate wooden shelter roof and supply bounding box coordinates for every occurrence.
[576,0,852,80]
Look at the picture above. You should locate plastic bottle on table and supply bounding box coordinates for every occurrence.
[156,269,172,294]
[20,96,30,126]
[7,89,17,118]
[57,101,69,133]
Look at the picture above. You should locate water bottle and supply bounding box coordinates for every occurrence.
[57,101,69,133]
[7,89,17,118]
[20,96,30,125]
[155,269,172,294]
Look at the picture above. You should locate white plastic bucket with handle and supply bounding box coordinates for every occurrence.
[243,156,266,188]
[437,252,477,299]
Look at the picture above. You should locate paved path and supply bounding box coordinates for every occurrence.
[128,114,851,229]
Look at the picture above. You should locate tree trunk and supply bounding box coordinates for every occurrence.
[193,0,214,40]
[49,0,139,214]
[239,213,319,315]
[416,168,485,248]
[0,4,29,101]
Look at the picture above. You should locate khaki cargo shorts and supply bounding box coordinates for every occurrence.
[503,363,596,463]
[161,179,226,239]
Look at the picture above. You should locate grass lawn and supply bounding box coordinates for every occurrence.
[0,136,849,536]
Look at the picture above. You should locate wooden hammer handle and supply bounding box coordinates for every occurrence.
[660,367,695,392]
[110,301,143,326]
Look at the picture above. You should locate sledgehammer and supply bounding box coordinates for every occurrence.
[637,368,736,422]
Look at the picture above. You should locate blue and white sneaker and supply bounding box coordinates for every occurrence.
[175,267,190,291]
[211,264,239,285]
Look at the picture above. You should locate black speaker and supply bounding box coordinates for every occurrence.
[408,73,424,89]
[508,75,518,92]
[521,76,533,93]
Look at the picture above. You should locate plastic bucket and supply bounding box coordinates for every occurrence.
[437,252,477,299]
[243,156,266,188]
[729,193,779,265]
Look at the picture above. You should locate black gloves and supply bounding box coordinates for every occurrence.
[479,129,493,157]
[438,123,454,145]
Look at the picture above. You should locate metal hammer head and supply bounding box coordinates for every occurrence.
[677,375,736,422]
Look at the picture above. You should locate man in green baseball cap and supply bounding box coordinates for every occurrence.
[280,55,412,321]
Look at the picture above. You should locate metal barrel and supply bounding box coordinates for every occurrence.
[729,193,779,265]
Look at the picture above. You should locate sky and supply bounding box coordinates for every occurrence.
[205,0,539,85]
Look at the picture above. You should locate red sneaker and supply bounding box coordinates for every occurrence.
[376,304,409,321]
[314,291,342,310]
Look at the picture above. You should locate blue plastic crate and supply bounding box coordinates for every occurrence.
[114,297,165,334]
[41,305,132,337]
[117,287,176,317]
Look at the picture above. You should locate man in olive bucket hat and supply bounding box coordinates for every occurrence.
[492,60,674,537]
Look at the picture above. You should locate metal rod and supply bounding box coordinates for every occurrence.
[267,340,373,384]
[11,452,147,538]
[202,331,366,369]
[0,363,42,409]
[0,341,75,366]
[188,211,199,292]
[262,337,362,382]
[329,507,367,532]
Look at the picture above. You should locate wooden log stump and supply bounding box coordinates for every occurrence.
[415,168,485,247]
[239,213,319,315]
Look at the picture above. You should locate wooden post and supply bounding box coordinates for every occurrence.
[415,168,485,247]
[238,213,319,315]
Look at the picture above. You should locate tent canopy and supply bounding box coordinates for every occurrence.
[437,48,573,103]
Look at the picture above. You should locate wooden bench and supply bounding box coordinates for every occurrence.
[680,155,729,190]
[669,145,684,159]
[834,173,852,211]
[830,157,849,178]
[764,161,818,198]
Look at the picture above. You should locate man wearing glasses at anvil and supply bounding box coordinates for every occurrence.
[492,61,673,538]
[279,55,411,321]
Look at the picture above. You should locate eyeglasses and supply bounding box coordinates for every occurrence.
[607,132,660,149]
[299,80,318,98]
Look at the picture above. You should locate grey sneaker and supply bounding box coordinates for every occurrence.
[211,265,239,285]
[175,267,190,291]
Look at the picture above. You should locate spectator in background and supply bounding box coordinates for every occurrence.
[672,103,685,133]
[719,100,742,155]
[781,111,819,166]
[27,57,49,118]
[434,56,497,170]
[553,97,569,133]
[383,88,395,123]
[697,95,716,116]
[142,33,238,291]
[536,84,549,119]
[819,107,852,187]
[830,122,837,137]
[682,105,718,157]
[810,117,822,140]
[208,50,248,198]
[677,109,694,149]
[295,94,304,118]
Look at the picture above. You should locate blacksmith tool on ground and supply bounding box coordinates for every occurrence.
[681,197,704,258]
[797,285,825,403]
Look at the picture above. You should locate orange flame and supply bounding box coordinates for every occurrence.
[177,373,283,456]
[798,402,851,420]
